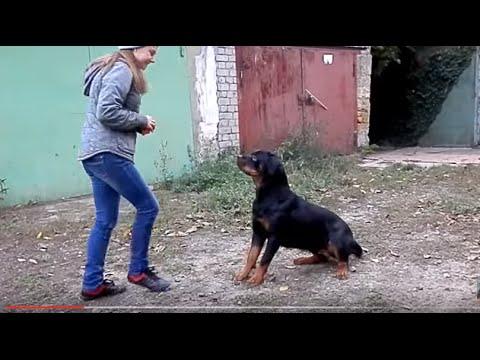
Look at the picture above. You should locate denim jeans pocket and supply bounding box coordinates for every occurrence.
[82,153,107,178]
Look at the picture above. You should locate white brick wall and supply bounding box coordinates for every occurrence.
[214,46,240,151]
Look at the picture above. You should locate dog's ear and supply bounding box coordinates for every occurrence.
[265,156,284,178]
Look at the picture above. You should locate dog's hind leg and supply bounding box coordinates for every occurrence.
[293,253,329,265]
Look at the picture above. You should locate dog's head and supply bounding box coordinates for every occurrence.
[237,150,288,188]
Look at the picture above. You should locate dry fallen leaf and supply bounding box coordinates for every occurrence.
[389,250,400,257]
[279,286,289,291]
[186,226,198,234]
[154,245,166,253]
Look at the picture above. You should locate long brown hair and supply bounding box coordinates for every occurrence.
[91,50,148,94]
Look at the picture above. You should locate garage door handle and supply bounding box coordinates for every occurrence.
[305,89,328,111]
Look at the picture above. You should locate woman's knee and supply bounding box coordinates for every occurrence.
[138,195,160,218]
[149,197,160,217]
[95,213,119,231]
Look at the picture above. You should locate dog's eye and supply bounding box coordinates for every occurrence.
[251,155,257,163]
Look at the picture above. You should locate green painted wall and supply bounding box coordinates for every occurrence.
[0,46,193,207]
[419,56,476,147]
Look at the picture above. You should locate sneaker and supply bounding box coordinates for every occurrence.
[127,266,171,292]
[81,279,126,301]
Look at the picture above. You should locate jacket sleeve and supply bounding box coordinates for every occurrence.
[96,63,148,132]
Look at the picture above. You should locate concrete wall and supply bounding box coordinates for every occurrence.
[475,47,480,145]
[186,46,220,160]
[356,47,372,147]
[419,53,476,147]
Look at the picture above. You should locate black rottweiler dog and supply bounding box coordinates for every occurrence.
[235,150,363,286]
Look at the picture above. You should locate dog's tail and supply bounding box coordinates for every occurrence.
[349,240,363,258]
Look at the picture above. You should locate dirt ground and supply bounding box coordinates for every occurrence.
[1,147,480,313]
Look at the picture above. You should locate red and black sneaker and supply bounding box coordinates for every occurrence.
[127,266,171,292]
[81,279,126,301]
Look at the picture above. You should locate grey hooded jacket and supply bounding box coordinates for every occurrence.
[78,60,148,163]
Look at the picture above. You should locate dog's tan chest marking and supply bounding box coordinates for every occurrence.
[257,217,271,231]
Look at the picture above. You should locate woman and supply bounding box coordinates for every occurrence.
[79,46,171,301]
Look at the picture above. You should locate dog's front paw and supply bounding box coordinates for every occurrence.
[234,270,250,282]
[247,272,265,286]
[336,263,349,280]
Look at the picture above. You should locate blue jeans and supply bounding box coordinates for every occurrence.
[81,152,160,291]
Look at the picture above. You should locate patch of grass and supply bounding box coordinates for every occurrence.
[435,192,480,216]
[359,144,381,156]
[169,150,253,219]
[444,202,480,216]
[18,274,40,288]
[153,141,175,190]
[171,150,243,193]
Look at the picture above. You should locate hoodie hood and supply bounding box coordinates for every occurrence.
[83,57,131,96]
[83,60,105,97]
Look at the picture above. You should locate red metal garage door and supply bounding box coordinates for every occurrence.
[236,46,303,152]
[236,46,358,154]
[301,47,358,154]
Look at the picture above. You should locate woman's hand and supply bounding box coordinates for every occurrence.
[141,115,156,136]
